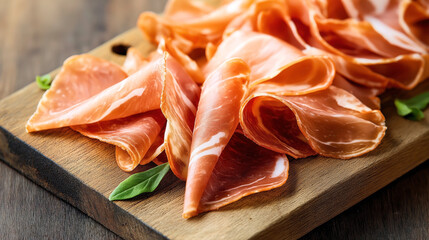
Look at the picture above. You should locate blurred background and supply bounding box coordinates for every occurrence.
[0,0,428,239]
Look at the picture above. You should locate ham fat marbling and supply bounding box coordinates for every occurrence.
[27,0,428,217]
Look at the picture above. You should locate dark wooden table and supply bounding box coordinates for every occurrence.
[0,0,428,239]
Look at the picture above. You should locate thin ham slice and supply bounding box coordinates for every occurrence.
[153,151,168,166]
[184,58,250,218]
[241,85,386,159]
[26,55,127,132]
[195,132,289,216]
[26,53,170,171]
[26,54,165,131]
[161,53,201,180]
[71,110,166,171]
[204,30,335,92]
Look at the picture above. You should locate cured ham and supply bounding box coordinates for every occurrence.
[26,55,128,132]
[184,58,250,217]
[193,132,289,216]
[26,54,166,131]
[71,110,166,171]
[26,53,169,171]
[204,30,335,92]
[240,86,386,159]
[26,0,429,218]
[161,52,201,180]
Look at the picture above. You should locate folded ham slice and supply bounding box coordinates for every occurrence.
[204,30,335,92]
[71,110,165,171]
[161,53,201,180]
[26,53,169,171]
[194,131,289,216]
[241,85,386,159]
[26,55,127,132]
[184,58,250,217]
[26,54,165,131]
[183,58,289,218]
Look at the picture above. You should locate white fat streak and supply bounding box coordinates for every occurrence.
[170,70,197,114]
[189,145,225,166]
[181,90,197,114]
[192,132,226,154]
[189,132,226,165]
[271,157,287,178]
[99,87,146,119]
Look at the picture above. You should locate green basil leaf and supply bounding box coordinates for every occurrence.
[36,74,53,90]
[109,163,170,201]
[395,91,429,121]
[394,99,412,116]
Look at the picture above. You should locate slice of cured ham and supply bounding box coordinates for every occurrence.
[189,131,289,217]
[26,55,128,132]
[183,58,250,218]
[240,85,386,159]
[161,53,201,180]
[71,110,166,171]
[27,53,169,171]
[204,30,335,92]
[26,54,166,132]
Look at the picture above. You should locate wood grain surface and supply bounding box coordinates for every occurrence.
[0,0,428,239]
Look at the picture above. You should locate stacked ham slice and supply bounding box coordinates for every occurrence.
[26,0,428,218]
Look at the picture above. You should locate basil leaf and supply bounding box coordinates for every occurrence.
[36,74,53,90]
[395,91,429,121]
[109,163,170,201]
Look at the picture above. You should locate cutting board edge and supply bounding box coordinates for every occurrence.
[0,126,168,240]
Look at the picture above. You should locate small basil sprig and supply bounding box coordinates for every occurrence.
[394,91,429,121]
[109,163,170,201]
[36,74,53,90]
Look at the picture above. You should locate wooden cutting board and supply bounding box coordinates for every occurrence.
[0,27,428,240]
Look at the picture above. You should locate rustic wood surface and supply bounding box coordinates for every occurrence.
[0,0,428,239]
